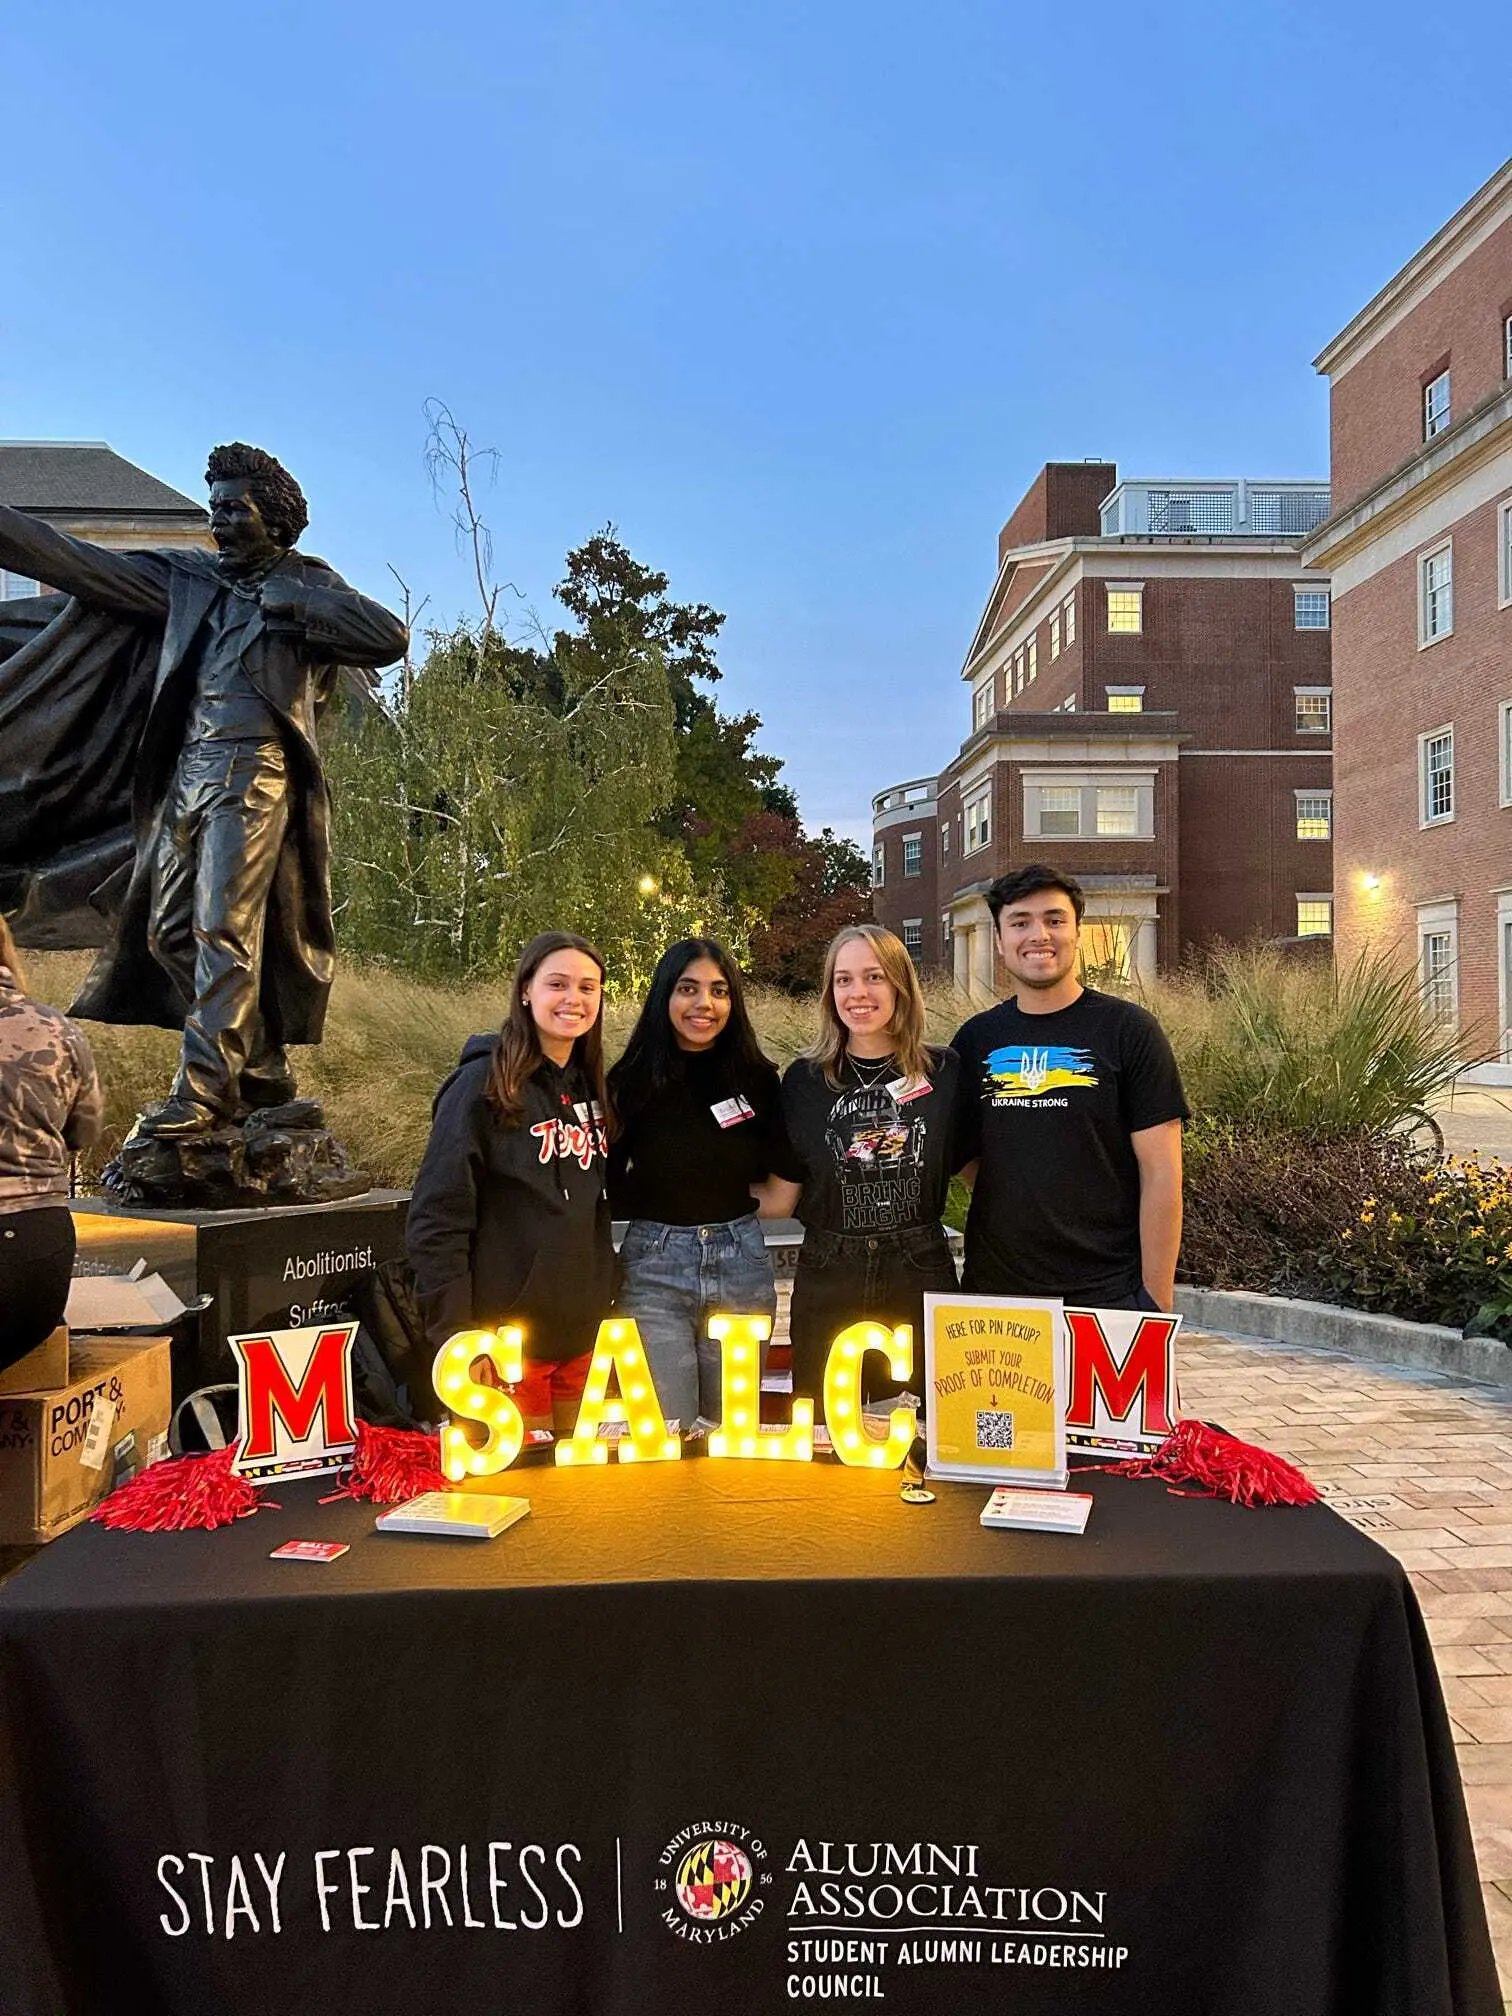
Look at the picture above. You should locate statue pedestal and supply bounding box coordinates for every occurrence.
[71,1188,411,1399]
[104,1100,370,1210]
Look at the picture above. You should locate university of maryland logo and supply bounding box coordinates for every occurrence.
[656,1820,770,1941]
[986,1044,1099,1099]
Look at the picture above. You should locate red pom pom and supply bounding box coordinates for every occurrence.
[1118,1419,1320,1507]
[320,1422,446,1505]
[92,1444,267,1532]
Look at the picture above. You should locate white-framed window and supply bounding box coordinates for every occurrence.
[1106,686,1144,713]
[901,833,922,878]
[1501,699,1512,808]
[940,819,951,861]
[1293,587,1330,631]
[1095,786,1140,836]
[1023,773,1155,841]
[1419,725,1455,825]
[1054,694,1077,712]
[1296,895,1333,938]
[972,677,993,731]
[1424,368,1451,440]
[872,842,885,888]
[1419,542,1453,644]
[941,910,951,954]
[901,918,923,955]
[1417,899,1460,1029]
[0,570,40,600]
[1062,593,1076,646]
[1295,687,1332,735]
[1505,313,1512,380]
[964,790,991,853]
[1026,635,1038,684]
[1295,790,1332,840]
[1037,786,1081,836]
[1499,498,1512,609]
[1050,609,1061,659]
[1106,584,1143,635]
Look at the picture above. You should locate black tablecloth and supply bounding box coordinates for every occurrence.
[0,1458,1499,2016]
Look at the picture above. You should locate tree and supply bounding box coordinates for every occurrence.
[746,826,873,990]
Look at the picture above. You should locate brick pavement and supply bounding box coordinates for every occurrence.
[1180,1326,1512,2007]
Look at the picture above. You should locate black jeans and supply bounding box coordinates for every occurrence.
[0,1205,75,1370]
[789,1223,959,1406]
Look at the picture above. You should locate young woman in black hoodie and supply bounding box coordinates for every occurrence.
[406,932,614,1431]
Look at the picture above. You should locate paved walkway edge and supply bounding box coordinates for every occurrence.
[1175,1286,1512,1389]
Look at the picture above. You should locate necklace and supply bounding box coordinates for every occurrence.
[846,1051,895,1088]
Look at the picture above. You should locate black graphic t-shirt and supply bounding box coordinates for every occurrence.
[781,1047,961,1237]
[950,989,1188,1302]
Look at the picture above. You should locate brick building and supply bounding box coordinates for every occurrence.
[1302,158,1512,1073]
[872,461,1333,997]
[0,441,209,597]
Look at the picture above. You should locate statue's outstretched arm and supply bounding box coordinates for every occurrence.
[0,505,171,619]
[263,574,408,668]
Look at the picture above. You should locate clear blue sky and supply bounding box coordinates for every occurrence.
[5,0,1508,843]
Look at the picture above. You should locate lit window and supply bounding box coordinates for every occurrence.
[1295,688,1332,734]
[1026,635,1038,683]
[1296,897,1333,937]
[872,843,885,888]
[1096,787,1140,837]
[1420,727,1454,824]
[964,793,991,853]
[1295,792,1332,840]
[1107,586,1143,634]
[1294,588,1330,631]
[1050,610,1061,659]
[1420,929,1457,1026]
[1424,369,1451,440]
[1037,786,1080,836]
[1106,687,1144,713]
[1420,545,1453,642]
[1062,594,1076,645]
[902,834,922,878]
[901,919,923,955]
[972,679,993,731]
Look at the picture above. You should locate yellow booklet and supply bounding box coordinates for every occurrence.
[922,1295,1067,1488]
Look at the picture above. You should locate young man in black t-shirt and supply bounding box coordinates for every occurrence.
[950,866,1188,1311]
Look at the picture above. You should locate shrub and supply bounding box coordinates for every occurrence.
[1323,1155,1512,1339]
[1179,1122,1429,1300]
[1144,946,1464,1138]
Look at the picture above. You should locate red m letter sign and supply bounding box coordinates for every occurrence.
[230,1323,359,1482]
[1065,1308,1179,1458]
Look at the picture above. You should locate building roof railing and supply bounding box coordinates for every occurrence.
[1099,478,1330,540]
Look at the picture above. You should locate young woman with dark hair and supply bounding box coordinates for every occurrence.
[406,932,614,1431]
[778,923,961,1408]
[608,937,802,1432]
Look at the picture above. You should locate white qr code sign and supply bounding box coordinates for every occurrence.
[975,1411,1015,1451]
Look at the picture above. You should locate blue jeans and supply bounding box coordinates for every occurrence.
[615,1215,777,1429]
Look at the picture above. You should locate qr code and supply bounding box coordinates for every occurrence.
[975,1411,1014,1451]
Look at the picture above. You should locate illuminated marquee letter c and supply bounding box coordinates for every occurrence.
[823,1322,916,1469]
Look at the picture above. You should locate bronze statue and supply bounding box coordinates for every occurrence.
[0,445,407,1140]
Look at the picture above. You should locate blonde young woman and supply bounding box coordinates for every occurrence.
[776,924,961,1406]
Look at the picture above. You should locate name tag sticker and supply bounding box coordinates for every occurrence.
[887,1076,932,1104]
[711,1096,756,1129]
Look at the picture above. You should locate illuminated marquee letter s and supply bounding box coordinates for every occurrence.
[433,1328,526,1481]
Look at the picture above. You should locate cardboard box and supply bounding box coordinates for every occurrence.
[0,1325,68,1397]
[65,1269,198,1331]
[0,1334,172,1545]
